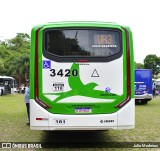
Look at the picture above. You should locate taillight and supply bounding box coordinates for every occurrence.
[115,28,131,108]
[36,118,48,121]
[35,28,51,109]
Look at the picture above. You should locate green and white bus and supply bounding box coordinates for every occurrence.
[30,22,135,130]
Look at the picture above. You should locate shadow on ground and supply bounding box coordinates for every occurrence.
[40,130,117,148]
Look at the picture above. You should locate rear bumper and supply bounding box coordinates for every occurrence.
[135,94,153,100]
[30,99,135,130]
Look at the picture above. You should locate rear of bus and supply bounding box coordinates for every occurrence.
[135,69,153,104]
[30,22,135,130]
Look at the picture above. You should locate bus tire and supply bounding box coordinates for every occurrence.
[141,99,147,105]
[141,100,147,105]
[145,99,152,102]
[144,100,148,104]
[0,89,3,96]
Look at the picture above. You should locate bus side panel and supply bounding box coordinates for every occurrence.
[30,28,36,99]
[30,25,44,98]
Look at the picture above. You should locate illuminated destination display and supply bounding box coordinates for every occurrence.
[94,34,116,44]
[93,33,117,48]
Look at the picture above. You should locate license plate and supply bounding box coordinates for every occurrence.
[75,108,92,113]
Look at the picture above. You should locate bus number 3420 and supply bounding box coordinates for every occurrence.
[50,69,78,77]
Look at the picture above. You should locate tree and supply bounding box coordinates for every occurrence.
[144,54,160,77]
[7,33,30,51]
[0,33,30,85]
[134,62,144,69]
[7,55,29,85]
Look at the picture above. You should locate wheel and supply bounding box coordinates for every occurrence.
[141,100,147,105]
[144,100,148,104]
[0,89,2,96]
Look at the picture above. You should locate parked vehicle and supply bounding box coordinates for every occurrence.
[135,69,153,104]
[0,76,17,95]
[155,78,160,91]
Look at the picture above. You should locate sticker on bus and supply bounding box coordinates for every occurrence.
[52,82,64,91]
[43,60,51,69]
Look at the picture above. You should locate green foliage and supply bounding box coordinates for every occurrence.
[0,33,30,84]
[7,33,30,51]
[154,75,160,79]
[144,54,160,77]
[134,62,144,69]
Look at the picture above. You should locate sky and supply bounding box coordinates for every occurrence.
[0,0,160,63]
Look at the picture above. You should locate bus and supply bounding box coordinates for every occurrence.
[134,69,153,104]
[0,76,17,95]
[154,78,160,95]
[30,22,135,130]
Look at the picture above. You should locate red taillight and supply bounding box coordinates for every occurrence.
[116,96,131,108]
[35,28,51,109]
[115,28,131,108]
[36,118,48,121]
[35,97,50,109]
[36,118,42,120]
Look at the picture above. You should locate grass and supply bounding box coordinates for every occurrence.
[0,94,160,150]
[0,94,44,143]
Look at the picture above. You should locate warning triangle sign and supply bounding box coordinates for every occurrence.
[91,69,99,77]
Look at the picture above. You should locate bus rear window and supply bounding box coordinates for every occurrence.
[44,29,121,57]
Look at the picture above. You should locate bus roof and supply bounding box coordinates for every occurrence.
[0,76,15,79]
[32,21,130,31]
